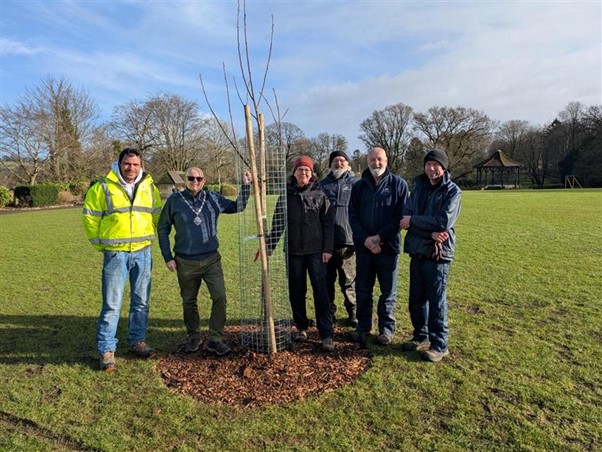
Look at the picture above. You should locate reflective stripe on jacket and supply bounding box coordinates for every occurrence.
[82,169,162,252]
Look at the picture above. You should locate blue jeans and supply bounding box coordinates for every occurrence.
[97,247,152,355]
[288,253,333,339]
[355,252,399,337]
[408,257,450,352]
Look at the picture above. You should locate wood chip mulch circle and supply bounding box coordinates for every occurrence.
[157,325,372,407]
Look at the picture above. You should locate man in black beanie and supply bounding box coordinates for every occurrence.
[399,149,461,362]
[320,150,358,326]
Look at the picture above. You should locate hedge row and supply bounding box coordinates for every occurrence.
[0,186,10,207]
[14,184,60,207]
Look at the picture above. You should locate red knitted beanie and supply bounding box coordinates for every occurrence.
[293,155,314,171]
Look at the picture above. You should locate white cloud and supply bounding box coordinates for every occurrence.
[277,1,601,150]
[1,0,600,152]
[0,38,38,56]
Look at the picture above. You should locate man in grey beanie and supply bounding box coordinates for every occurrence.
[400,149,461,362]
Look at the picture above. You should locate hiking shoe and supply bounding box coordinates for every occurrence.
[322,338,335,352]
[401,338,431,352]
[184,335,202,353]
[129,341,158,359]
[100,352,117,373]
[349,330,370,344]
[207,340,231,356]
[376,334,392,346]
[424,348,450,363]
[294,330,308,342]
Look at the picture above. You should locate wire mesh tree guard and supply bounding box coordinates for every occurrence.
[236,107,291,354]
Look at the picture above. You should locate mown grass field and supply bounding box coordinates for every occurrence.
[1,189,601,451]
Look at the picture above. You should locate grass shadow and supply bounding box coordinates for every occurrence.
[0,314,183,368]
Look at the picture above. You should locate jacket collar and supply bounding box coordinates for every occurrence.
[361,167,391,188]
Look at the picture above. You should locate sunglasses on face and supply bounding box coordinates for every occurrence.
[187,176,204,182]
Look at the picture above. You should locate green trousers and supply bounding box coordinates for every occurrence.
[175,252,227,341]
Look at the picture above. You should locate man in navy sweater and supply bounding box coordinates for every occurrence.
[158,167,251,356]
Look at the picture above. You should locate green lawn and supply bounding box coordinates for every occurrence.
[1,190,601,451]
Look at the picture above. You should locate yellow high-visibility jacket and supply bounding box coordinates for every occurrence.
[82,169,162,252]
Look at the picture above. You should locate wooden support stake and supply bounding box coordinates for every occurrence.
[244,105,277,354]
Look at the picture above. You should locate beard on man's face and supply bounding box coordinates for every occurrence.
[369,166,386,178]
[331,168,347,179]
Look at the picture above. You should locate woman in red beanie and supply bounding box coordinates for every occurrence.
[265,156,335,351]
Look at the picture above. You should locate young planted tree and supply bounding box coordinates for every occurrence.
[200,0,288,354]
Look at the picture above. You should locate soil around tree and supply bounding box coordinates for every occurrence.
[157,325,372,408]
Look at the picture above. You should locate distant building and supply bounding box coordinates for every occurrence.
[155,170,186,198]
[473,150,522,189]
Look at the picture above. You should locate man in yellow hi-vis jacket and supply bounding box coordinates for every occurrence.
[83,148,162,372]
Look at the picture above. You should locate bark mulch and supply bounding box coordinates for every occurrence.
[157,326,372,408]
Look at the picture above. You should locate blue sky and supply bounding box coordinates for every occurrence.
[1,0,601,152]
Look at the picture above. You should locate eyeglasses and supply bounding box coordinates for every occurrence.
[187,176,204,182]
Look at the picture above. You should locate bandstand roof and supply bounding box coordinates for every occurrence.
[473,150,522,168]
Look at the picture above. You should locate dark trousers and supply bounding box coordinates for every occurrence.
[408,257,451,352]
[355,252,399,337]
[325,246,356,319]
[175,252,227,341]
[288,253,333,339]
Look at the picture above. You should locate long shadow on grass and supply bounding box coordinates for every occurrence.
[367,344,429,363]
[0,315,182,368]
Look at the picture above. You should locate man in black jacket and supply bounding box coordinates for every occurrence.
[400,149,462,362]
[320,151,358,327]
[349,147,408,346]
[266,156,335,351]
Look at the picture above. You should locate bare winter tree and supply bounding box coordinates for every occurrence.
[28,76,98,183]
[413,106,494,177]
[490,120,534,159]
[0,103,49,185]
[358,102,414,174]
[310,132,348,175]
[199,118,237,184]
[150,93,208,172]
[110,98,159,151]
[264,121,305,165]
[83,124,120,180]
[0,76,98,185]
[351,148,367,174]
[517,127,547,188]
[111,92,208,174]
[404,137,427,182]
